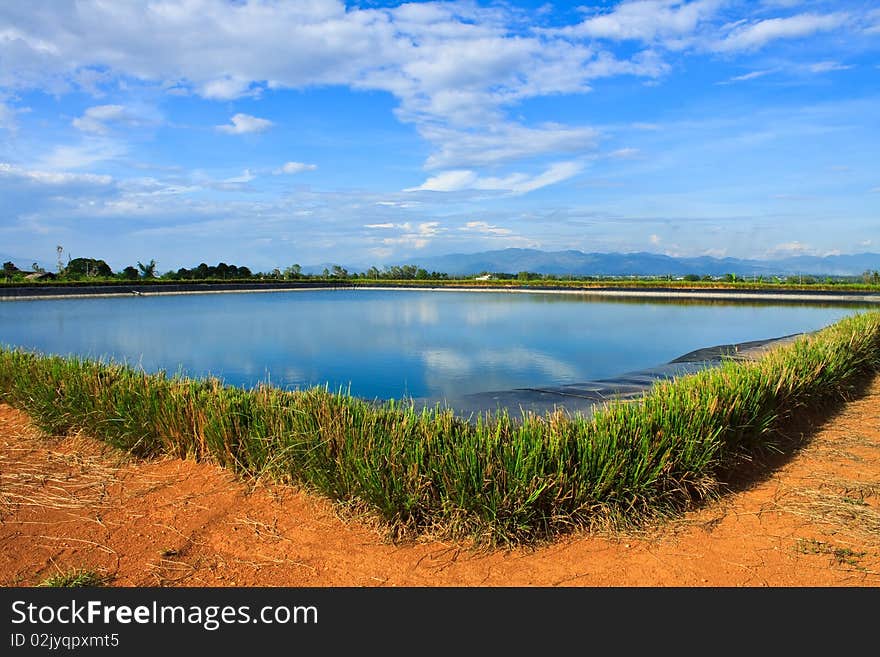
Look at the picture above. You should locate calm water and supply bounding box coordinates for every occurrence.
[0,289,869,401]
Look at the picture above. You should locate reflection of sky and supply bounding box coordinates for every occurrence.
[0,290,868,401]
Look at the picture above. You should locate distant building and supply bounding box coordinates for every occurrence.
[475,274,495,281]
[24,271,57,281]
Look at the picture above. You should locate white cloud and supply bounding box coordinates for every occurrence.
[608,147,641,159]
[200,77,257,100]
[407,161,583,195]
[715,13,849,52]
[421,123,599,170]
[865,9,880,35]
[722,69,777,83]
[38,141,125,170]
[0,162,112,185]
[364,223,395,229]
[807,61,851,74]
[222,170,255,184]
[459,221,512,236]
[72,104,146,134]
[408,170,478,192]
[216,113,273,135]
[767,240,811,255]
[275,161,317,174]
[559,0,721,44]
[375,200,419,208]
[0,1,673,172]
[381,221,443,249]
[701,248,727,258]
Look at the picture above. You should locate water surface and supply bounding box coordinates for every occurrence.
[0,289,868,401]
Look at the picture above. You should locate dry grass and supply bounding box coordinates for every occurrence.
[776,478,880,540]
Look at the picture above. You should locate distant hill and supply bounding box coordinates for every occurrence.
[378,249,880,278]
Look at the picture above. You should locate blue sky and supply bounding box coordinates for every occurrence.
[1,0,878,273]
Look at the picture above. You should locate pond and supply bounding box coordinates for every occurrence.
[0,288,869,402]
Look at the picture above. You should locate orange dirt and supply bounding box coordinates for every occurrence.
[1,377,879,587]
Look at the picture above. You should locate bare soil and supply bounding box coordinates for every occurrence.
[2,376,879,587]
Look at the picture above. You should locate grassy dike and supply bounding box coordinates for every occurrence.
[1,310,879,545]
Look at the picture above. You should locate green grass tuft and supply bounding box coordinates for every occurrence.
[37,568,108,588]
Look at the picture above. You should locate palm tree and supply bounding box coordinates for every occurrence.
[137,259,157,278]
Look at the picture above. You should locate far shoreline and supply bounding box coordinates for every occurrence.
[1,280,879,304]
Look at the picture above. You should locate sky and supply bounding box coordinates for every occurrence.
[1,0,878,273]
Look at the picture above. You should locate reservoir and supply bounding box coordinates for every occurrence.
[0,288,870,403]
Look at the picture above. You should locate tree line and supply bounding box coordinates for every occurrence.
[1,257,450,283]
[3,251,878,286]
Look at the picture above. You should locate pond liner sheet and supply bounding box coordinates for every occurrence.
[410,332,806,421]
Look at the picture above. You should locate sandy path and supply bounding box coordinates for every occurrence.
[1,376,878,587]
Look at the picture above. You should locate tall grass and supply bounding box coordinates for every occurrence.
[1,311,878,544]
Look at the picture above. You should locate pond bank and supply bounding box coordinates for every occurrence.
[414,333,807,419]
[2,281,878,304]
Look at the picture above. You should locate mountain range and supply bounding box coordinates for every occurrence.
[305,249,880,278]
[5,249,879,279]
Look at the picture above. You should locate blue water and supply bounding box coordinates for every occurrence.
[0,289,868,401]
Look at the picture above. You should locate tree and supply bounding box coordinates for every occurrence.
[137,259,157,278]
[122,266,139,280]
[283,264,302,279]
[331,265,348,279]
[66,257,112,278]
[3,261,18,275]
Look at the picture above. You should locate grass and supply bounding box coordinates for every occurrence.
[795,539,868,567]
[37,568,108,587]
[4,276,880,294]
[1,311,878,545]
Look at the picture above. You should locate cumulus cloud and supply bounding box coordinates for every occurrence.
[216,113,273,135]
[560,0,721,44]
[0,1,673,172]
[275,161,317,174]
[200,77,258,100]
